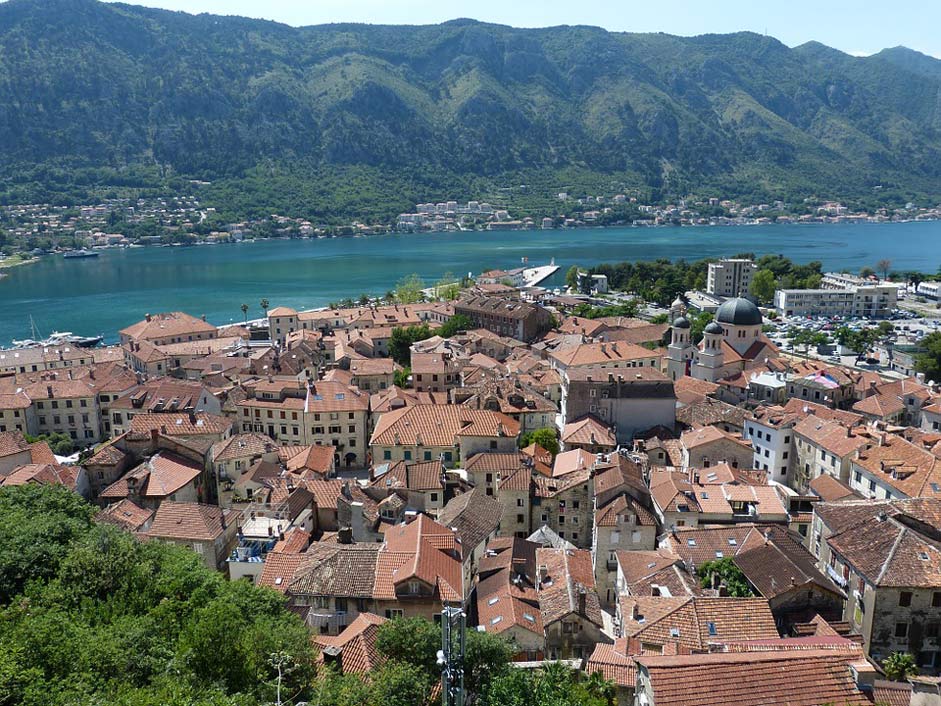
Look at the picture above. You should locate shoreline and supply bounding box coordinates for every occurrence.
[3,214,940,262]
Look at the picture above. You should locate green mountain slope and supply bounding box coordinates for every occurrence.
[1,0,940,219]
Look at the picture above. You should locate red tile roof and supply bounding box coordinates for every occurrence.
[635,648,872,706]
[370,404,519,447]
[619,596,779,650]
[145,501,236,542]
[314,613,387,675]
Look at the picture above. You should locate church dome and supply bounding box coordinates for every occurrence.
[704,321,724,335]
[672,316,691,329]
[715,297,762,326]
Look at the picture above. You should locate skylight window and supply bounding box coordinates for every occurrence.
[523,613,536,623]
[488,596,500,606]
[490,616,503,625]
[728,538,737,546]
[707,621,717,636]
[669,627,680,637]
[715,551,724,558]
[687,539,697,547]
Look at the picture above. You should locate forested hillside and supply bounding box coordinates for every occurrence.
[2,0,941,219]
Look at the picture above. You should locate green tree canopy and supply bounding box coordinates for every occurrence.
[519,427,560,456]
[915,332,941,382]
[395,274,426,304]
[883,652,917,682]
[751,269,777,304]
[388,324,433,366]
[697,557,754,597]
[0,485,315,706]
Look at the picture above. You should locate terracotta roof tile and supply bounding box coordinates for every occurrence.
[370,404,519,447]
[561,416,617,448]
[620,596,779,649]
[96,499,154,531]
[635,648,872,706]
[145,501,235,542]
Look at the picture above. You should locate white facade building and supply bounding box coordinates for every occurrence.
[706,259,757,298]
[774,285,897,319]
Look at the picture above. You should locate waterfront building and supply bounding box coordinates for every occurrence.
[774,285,897,318]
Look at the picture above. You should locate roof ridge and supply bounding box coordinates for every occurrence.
[877,524,909,584]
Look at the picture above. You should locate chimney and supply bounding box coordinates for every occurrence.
[631,603,642,621]
[538,564,549,584]
[201,314,206,321]
[338,526,353,544]
[188,410,196,425]
[220,510,227,530]
[145,313,152,322]
[150,428,159,442]
[126,475,139,501]
[46,385,53,399]
[577,588,587,616]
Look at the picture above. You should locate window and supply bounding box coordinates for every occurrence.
[404,450,412,460]
[383,450,391,460]
[430,493,438,502]
[895,622,909,639]
[517,498,524,507]
[385,609,404,619]
[932,592,941,608]
[899,591,913,607]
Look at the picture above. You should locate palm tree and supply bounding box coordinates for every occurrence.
[260,298,269,317]
[583,670,616,706]
[240,303,249,323]
[883,652,918,681]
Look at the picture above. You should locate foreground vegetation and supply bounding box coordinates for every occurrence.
[0,484,611,706]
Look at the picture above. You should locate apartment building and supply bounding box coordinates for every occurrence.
[774,285,898,318]
[706,258,756,298]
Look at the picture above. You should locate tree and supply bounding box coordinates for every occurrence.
[0,485,316,706]
[437,314,474,338]
[565,265,580,290]
[434,272,461,301]
[387,324,432,366]
[393,367,410,388]
[367,661,433,706]
[860,266,876,279]
[519,427,560,456]
[876,259,892,281]
[883,652,918,682]
[751,269,777,304]
[689,310,714,344]
[260,298,269,317]
[0,485,94,603]
[394,274,425,304]
[240,303,248,323]
[915,332,941,382]
[697,557,754,597]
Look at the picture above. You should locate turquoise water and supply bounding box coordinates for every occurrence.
[0,221,938,345]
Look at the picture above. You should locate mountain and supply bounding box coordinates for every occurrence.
[1,0,941,220]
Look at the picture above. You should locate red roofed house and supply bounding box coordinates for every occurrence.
[370,404,519,467]
[536,547,611,659]
[144,501,239,570]
[634,645,875,706]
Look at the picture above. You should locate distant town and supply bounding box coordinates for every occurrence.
[2,190,941,267]
[2,251,941,705]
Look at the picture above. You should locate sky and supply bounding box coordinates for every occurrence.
[99,0,941,58]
